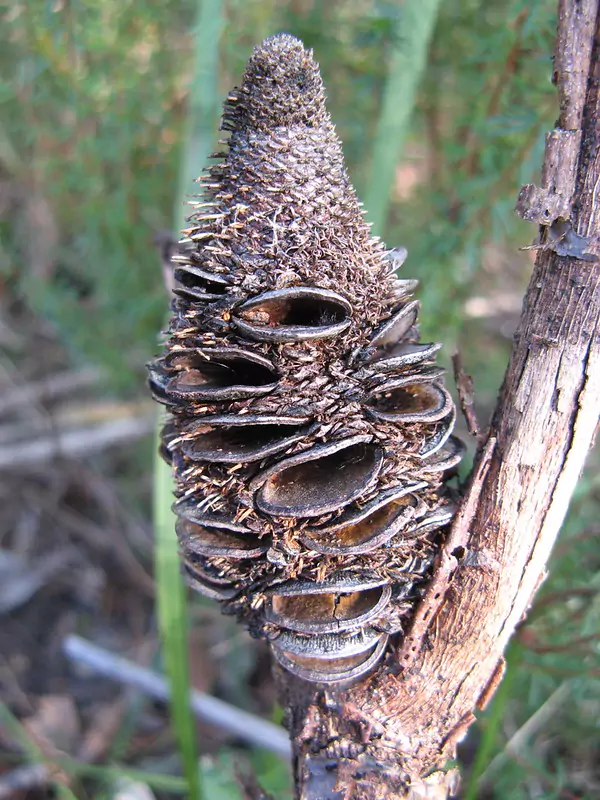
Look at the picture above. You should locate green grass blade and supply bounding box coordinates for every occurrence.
[154,421,201,800]
[58,759,189,794]
[0,747,190,794]
[364,0,442,235]
[175,0,225,231]
[154,3,223,798]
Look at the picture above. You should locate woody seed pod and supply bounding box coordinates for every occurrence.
[148,33,463,685]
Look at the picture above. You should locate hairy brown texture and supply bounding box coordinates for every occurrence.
[148,33,461,685]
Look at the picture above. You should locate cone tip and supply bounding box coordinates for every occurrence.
[248,33,313,72]
[231,32,326,130]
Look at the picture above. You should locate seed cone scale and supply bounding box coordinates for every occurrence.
[149,33,463,684]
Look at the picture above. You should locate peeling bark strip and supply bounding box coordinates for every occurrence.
[282,2,600,799]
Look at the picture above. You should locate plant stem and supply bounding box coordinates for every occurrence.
[364,0,441,235]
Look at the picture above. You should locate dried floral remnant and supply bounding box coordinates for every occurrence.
[148,33,462,684]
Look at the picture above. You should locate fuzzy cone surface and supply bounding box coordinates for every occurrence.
[149,33,462,684]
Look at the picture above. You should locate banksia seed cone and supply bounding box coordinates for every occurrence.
[149,33,463,684]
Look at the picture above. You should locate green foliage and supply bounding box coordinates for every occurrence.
[391,0,557,345]
[176,0,225,231]
[249,748,294,800]
[2,0,198,389]
[199,753,244,800]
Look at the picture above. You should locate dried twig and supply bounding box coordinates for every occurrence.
[63,635,291,759]
[0,369,102,418]
[0,416,154,470]
[452,351,481,439]
[0,763,49,799]
[27,490,155,597]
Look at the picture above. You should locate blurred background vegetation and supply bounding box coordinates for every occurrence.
[1,1,599,798]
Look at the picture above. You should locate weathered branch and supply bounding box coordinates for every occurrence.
[63,635,291,758]
[283,3,600,798]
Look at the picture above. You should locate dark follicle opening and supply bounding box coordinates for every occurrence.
[367,382,450,421]
[177,362,266,388]
[172,354,276,392]
[181,423,308,463]
[241,296,347,327]
[233,288,351,342]
[176,518,266,558]
[256,443,383,517]
[174,267,228,296]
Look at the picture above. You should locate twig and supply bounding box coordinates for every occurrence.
[515,0,596,233]
[397,435,497,669]
[0,416,154,470]
[0,368,102,418]
[0,412,104,447]
[0,763,49,799]
[27,490,155,597]
[0,400,150,445]
[452,351,481,439]
[63,635,291,759]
